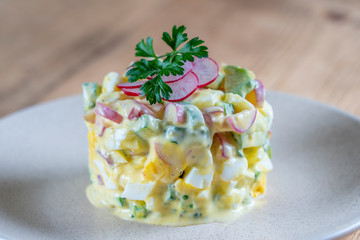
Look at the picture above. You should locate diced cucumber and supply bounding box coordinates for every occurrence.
[231,131,267,149]
[164,126,187,144]
[165,184,176,201]
[119,197,127,207]
[130,202,148,218]
[133,114,162,140]
[264,139,272,159]
[82,83,101,113]
[221,103,234,116]
[223,65,256,97]
[180,103,205,127]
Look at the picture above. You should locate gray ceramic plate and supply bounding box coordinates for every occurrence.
[0,92,359,240]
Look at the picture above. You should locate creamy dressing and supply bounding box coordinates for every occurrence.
[84,88,273,226]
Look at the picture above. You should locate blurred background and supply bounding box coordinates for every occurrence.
[0,0,359,238]
[1,0,360,119]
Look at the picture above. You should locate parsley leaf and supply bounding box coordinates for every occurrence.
[162,25,188,51]
[135,37,156,58]
[126,25,208,104]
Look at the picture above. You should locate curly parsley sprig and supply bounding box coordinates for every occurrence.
[125,25,208,104]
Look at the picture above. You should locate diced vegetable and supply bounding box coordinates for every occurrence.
[231,131,267,149]
[95,103,123,124]
[223,65,256,97]
[227,109,257,133]
[164,103,186,124]
[222,103,234,116]
[164,126,187,144]
[166,184,176,201]
[201,106,224,114]
[82,83,101,113]
[130,202,148,218]
[119,197,127,207]
[133,114,162,140]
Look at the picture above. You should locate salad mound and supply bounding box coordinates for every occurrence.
[82,26,273,226]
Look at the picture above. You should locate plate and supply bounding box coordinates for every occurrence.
[0,92,359,240]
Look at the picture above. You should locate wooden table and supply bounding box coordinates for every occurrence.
[1,0,359,239]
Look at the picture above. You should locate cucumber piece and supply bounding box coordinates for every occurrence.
[164,126,187,144]
[221,103,234,116]
[232,131,267,149]
[82,83,101,113]
[119,197,127,207]
[223,65,256,97]
[165,184,176,201]
[130,202,148,218]
[264,139,272,159]
[183,103,205,127]
[133,114,161,140]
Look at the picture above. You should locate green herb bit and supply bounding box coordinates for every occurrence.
[119,197,127,207]
[131,203,148,218]
[126,25,208,104]
[254,171,261,181]
[189,203,194,208]
[183,195,189,200]
[167,184,176,201]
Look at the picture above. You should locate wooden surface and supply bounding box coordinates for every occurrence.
[1,0,359,238]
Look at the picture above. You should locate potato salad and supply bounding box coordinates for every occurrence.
[82,26,273,226]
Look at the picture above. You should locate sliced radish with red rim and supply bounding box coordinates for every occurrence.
[192,57,219,87]
[227,108,257,133]
[166,72,199,102]
[117,80,147,89]
[122,87,142,96]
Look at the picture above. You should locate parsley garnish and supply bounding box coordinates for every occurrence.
[126,25,208,104]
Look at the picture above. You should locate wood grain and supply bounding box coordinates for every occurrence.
[0,0,359,238]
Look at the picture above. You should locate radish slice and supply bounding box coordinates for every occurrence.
[154,143,170,165]
[166,72,199,102]
[202,106,224,114]
[97,174,104,185]
[97,150,114,166]
[119,61,194,88]
[192,57,219,87]
[162,61,194,83]
[134,100,156,117]
[214,133,233,158]
[227,108,257,133]
[117,80,148,89]
[164,103,186,124]
[146,61,194,83]
[95,103,123,124]
[122,87,141,96]
[128,107,141,120]
[254,79,265,108]
[127,100,156,119]
[202,113,213,127]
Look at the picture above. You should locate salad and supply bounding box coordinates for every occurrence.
[82,26,273,226]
